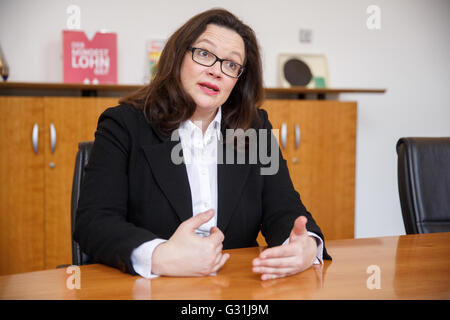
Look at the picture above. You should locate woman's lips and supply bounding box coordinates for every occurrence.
[198,82,220,95]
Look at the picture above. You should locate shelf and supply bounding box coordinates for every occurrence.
[265,87,386,94]
[0,82,386,99]
[0,82,143,91]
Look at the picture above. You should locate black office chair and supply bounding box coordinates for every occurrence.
[71,141,94,265]
[396,137,450,234]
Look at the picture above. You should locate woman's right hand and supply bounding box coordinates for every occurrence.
[151,209,230,277]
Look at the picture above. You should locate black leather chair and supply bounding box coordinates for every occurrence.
[71,141,94,265]
[396,137,450,234]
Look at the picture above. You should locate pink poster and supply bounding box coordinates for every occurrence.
[63,30,117,84]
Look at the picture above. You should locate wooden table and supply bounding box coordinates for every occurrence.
[1,233,449,300]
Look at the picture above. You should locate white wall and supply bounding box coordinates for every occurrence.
[1,0,449,238]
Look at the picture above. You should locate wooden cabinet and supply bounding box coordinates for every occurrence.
[0,97,45,275]
[0,96,356,275]
[262,100,356,241]
[0,97,118,275]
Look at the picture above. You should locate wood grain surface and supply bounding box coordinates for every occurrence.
[1,233,448,300]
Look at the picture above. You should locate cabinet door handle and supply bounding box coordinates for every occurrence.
[295,124,301,149]
[281,122,287,150]
[50,123,57,154]
[32,123,39,154]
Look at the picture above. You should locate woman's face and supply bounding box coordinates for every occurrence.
[180,24,245,117]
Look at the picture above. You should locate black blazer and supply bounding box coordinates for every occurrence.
[73,104,331,275]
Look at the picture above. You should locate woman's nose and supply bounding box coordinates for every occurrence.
[207,61,222,78]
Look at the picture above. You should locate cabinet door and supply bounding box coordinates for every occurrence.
[43,97,118,269]
[258,104,294,246]
[262,100,356,240]
[260,103,292,161]
[0,97,45,275]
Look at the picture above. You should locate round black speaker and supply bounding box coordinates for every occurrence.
[283,58,312,86]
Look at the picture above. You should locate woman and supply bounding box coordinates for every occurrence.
[74,8,331,280]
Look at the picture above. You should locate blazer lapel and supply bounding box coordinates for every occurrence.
[217,137,252,233]
[141,129,193,223]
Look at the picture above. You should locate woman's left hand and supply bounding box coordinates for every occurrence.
[252,216,318,281]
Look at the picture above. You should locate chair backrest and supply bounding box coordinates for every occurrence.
[71,141,94,265]
[396,137,450,234]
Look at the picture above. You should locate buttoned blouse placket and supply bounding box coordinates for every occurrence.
[180,119,219,237]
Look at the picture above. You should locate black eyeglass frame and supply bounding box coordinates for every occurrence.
[188,47,245,78]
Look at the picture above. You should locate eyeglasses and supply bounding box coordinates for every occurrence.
[188,47,244,78]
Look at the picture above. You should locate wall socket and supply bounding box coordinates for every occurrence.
[299,29,313,43]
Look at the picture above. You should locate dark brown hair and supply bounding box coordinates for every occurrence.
[119,8,264,137]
